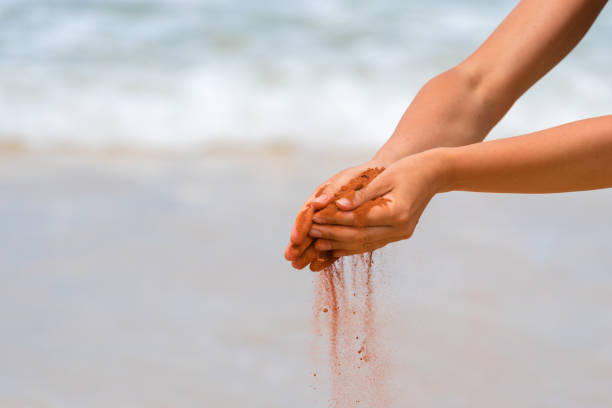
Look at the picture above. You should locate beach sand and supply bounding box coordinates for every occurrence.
[1,150,612,407]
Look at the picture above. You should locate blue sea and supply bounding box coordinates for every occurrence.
[1,0,611,151]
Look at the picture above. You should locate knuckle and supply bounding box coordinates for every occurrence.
[365,242,379,251]
[315,183,329,194]
[399,227,414,240]
[329,227,342,239]
[364,241,378,251]
[336,226,350,240]
[395,210,410,224]
[320,228,331,239]
[325,240,336,250]
[356,228,368,243]
[323,184,335,195]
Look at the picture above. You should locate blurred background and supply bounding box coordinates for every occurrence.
[1,0,612,406]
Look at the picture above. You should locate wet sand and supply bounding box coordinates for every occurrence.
[1,150,612,407]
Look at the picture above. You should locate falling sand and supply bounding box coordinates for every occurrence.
[312,254,390,408]
[302,168,391,407]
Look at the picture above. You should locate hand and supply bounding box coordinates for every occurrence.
[284,159,387,269]
[308,149,446,257]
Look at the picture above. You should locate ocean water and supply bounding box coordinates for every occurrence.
[1,0,611,151]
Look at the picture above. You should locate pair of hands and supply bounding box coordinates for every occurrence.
[285,149,445,270]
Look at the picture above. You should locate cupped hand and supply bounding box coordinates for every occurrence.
[284,159,387,269]
[308,150,446,257]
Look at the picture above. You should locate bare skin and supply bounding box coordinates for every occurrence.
[285,0,609,269]
[311,116,612,256]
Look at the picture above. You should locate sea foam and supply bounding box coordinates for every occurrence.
[1,0,611,151]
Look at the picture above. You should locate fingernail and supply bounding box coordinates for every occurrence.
[312,194,328,204]
[336,198,351,207]
[312,217,323,223]
[310,228,322,237]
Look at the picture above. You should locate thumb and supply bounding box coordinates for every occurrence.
[309,183,334,209]
[335,173,392,210]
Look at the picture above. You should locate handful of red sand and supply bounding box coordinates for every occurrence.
[293,167,389,271]
[305,168,391,407]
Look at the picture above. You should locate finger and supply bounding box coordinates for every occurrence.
[290,166,378,246]
[310,167,370,210]
[309,251,338,272]
[290,204,315,245]
[310,184,333,209]
[314,237,390,252]
[284,242,293,261]
[332,241,388,257]
[309,224,392,243]
[289,182,336,245]
[286,233,313,261]
[313,200,394,227]
[291,242,319,270]
[285,235,313,261]
[336,171,393,210]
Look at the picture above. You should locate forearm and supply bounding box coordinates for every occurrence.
[464,0,607,117]
[373,66,498,164]
[439,115,612,194]
[374,0,606,166]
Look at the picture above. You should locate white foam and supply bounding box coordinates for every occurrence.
[0,0,611,151]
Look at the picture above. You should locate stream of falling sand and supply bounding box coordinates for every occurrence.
[313,253,389,408]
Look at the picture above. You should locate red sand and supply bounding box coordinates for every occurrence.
[307,168,390,407]
[313,255,389,407]
[309,167,389,271]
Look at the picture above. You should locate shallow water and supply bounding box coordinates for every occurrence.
[1,152,611,407]
[1,0,611,150]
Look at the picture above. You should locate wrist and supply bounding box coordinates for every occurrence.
[422,147,457,194]
[371,145,403,167]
